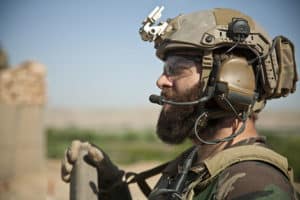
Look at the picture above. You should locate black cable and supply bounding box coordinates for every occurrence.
[194,112,247,145]
[248,36,280,65]
[193,96,248,145]
[225,38,240,54]
[222,96,243,121]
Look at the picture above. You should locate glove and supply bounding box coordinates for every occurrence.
[61,140,132,200]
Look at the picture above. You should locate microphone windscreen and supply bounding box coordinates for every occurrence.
[149,94,163,105]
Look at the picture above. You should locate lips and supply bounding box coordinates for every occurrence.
[160,90,176,101]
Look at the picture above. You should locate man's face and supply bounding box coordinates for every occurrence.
[156,55,202,144]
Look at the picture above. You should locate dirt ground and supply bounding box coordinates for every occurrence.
[47,159,161,200]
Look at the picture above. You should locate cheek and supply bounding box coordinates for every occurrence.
[173,81,189,93]
[191,73,201,85]
[174,74,200,92]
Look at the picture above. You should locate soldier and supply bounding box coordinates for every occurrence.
[61,8,299,199]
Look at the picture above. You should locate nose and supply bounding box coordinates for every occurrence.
[156,74,173,89]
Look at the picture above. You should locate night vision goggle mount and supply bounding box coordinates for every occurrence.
[139,6,168,42]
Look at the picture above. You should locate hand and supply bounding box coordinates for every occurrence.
[61,140,132,199]
[61,140,97,183]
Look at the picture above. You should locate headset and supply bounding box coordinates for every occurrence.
[149,18,263,145]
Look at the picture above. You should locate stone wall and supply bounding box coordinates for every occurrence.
[0,61,47,200]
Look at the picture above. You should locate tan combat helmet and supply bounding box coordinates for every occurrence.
[140,7,298,116]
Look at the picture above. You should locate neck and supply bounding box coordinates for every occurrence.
[192,117,258,160]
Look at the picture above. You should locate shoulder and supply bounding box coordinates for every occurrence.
[212,160,296,199]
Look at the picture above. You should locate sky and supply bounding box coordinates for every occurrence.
[1,0,300,111]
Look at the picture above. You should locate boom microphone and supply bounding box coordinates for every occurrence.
[149,85,216,106]
[149,94,164,105]
[149,94,212,106]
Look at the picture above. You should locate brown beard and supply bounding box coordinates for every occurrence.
[156,84,201,144]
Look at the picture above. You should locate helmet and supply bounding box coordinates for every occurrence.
[140,7,297,116]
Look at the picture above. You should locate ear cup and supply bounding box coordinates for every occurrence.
[214,56,256,111]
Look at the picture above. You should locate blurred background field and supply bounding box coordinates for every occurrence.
[41,107,300,200]
[47,126,300,181]
[45,107,300,179]
[45,108,300,199]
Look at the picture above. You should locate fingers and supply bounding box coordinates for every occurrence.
[61,149,73,182]
[61,140,106,183]
[88,145,104,163]
[61,140,91,182]
[68,140,82,163]
[61,151,73,183]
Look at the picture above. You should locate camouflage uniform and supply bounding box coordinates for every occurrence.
[152,137,298,200]
[194,161,295,200]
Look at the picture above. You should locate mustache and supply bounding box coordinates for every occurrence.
[160,90,194,102]
[160,89,179,100]
[160,90,170,98]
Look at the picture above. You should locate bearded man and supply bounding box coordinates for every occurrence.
[61,7,299,200]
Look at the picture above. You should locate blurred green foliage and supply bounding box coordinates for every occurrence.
[47,127,300,181]
[47,127,192,163]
